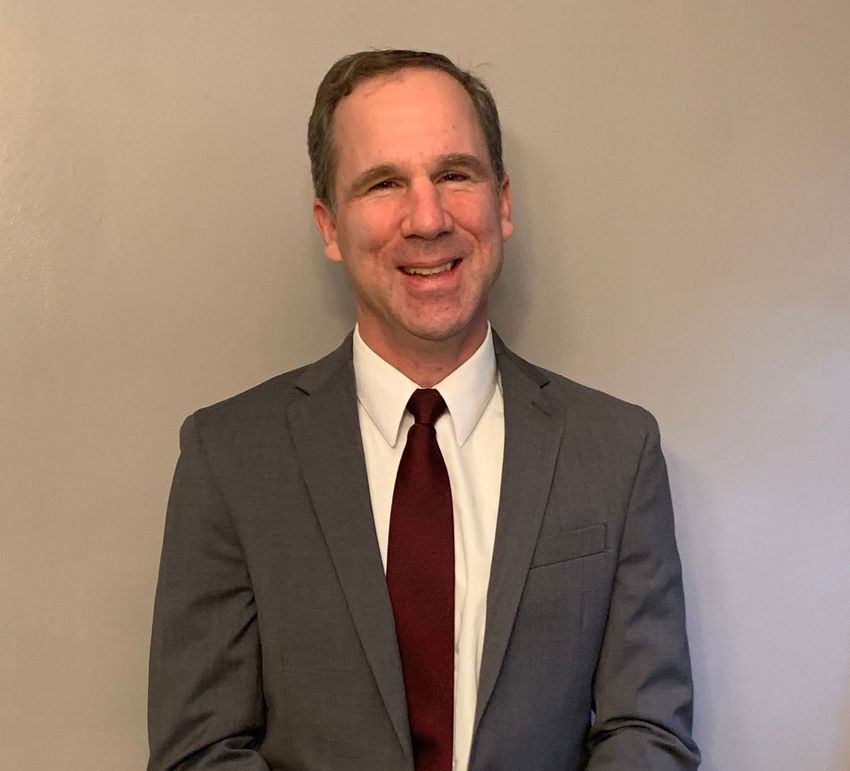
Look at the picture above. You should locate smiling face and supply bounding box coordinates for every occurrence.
[313,67,513,370]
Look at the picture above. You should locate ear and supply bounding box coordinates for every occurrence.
[499,174,514,241]
[313,198,343,263]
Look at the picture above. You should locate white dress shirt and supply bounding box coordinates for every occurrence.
[352,324,505,771]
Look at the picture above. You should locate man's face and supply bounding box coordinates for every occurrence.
[314,67,513,359]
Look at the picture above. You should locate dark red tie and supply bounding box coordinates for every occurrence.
[387,389,454,771]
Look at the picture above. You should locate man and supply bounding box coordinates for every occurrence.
[148,49,700,770]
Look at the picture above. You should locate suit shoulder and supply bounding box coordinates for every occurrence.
[549,368,656,426]
[502,347,659,434]
[186,339,352,436]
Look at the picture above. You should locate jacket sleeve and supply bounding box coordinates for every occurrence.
[585,415,701,770]
[147,414,270,770]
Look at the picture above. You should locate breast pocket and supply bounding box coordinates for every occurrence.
[529,522,607,569]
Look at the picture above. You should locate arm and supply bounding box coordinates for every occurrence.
[148,414,270,770]
[586,416,700,770]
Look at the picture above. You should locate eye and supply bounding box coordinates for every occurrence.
[369,179,399,191]
[441,171,469,183]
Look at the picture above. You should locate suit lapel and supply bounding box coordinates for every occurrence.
[284,334,565,752]
[474,338,566,734]
[287,337,412,761]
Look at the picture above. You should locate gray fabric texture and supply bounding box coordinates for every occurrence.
[147,333,700,770]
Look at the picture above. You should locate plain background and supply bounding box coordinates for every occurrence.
[2,2,849,769]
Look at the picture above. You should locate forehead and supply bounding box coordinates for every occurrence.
[331,67,487,170]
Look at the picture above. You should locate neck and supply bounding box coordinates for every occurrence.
[358,321,488,388]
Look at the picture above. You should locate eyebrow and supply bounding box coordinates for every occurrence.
[348,154,492,197]
[436,153,490,178]
[350,164,401,196]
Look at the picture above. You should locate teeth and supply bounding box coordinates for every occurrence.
[402,260,455,276]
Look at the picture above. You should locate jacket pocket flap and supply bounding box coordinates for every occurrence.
[530,522,607,568]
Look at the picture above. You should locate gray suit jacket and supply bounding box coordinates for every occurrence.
[148,333,699,770]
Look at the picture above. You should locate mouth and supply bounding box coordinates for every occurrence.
[399,259,460,277]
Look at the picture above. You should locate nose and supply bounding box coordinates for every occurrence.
[401,180,453,239]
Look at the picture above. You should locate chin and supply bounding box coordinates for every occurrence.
[402,315,482,345]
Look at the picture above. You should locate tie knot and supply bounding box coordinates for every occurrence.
[407,388,447,426]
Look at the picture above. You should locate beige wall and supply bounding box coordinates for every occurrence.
[2,2,848,769]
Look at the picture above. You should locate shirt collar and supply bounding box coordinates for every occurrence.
[352,324,498,448]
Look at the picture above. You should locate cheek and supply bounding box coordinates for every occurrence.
[347,202,399,252]
[448,194,505,237]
